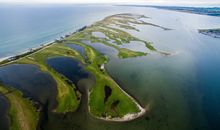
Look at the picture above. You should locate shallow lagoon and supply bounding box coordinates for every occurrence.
[0,64,58,110]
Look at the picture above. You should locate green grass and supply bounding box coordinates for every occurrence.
[63,40,140,117]
[88,65,140,117]
[71,41,140,117]
[0,86,39,130]
[65,13,159,59]
[15,44,82,113]
[0,38,141,118]
[0,13,148,120]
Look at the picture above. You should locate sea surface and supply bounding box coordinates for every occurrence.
[0,4,132,59]
[0,4,220,130]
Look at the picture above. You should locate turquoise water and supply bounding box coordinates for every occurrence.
[0,4,220,130]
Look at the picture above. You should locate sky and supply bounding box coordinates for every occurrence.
[0,0,220,6]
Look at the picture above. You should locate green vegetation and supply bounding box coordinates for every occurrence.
[88,65,140,117]
[68,41,140,117]
[0,39,142,120]
[15,44,82,113]
[65,13,166,58]
[0,86,39,130]
[0,13,159,124]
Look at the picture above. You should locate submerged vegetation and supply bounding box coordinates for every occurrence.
[0,13,172,129]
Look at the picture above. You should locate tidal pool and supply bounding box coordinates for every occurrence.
[0,64,58,110]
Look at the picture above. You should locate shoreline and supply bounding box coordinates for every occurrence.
[0,26,87,65]
[0,16,147,122]
[0,25,146,122]
[88,90,146,122]
[0,41,54,63]
[88,64,147,122]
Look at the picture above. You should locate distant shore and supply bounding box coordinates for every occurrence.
[198,29,220,39]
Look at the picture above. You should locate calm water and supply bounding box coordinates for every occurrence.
[0,64,58,110]
[0,4,220,130]
[105,7,220,130]
[82,40,118,56]
[47,57,92,88]
[0,4,141,59]
[66,44,85,57]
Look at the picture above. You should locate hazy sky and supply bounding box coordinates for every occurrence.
[0,0,220,6]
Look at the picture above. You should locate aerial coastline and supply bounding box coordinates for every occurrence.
[0,13,163,129]
[1,3,220,130]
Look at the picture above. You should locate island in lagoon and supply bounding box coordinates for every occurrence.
[0,13,171,130]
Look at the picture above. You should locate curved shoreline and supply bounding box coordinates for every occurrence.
[87,64,147,122]
[88,90,146,122]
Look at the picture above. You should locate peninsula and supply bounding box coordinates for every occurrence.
[0,13,170,130]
